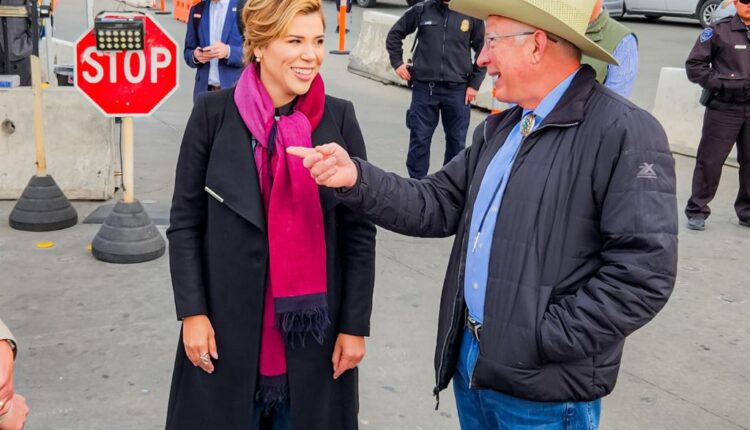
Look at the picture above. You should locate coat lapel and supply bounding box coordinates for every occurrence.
[311,102,343,214]
[199,0,211,47]
[204,96,266,231]
[204,95,341,231]
[221,0,238,43]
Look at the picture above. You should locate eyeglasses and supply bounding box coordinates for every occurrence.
[739,0,749,5]
[484,31,559,48]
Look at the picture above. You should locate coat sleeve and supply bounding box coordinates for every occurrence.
[685,29,721,91]
[167,96,212,320]
[538,108,678,363]
[184,4,201,69]
[468,18,487,91]
[336,102,377,337]
[386,5,420,70]
[336,139,471,239]
[0,319,16,358]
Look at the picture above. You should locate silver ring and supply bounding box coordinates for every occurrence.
[199,353,210,364]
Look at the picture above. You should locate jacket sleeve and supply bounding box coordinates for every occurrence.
[0,319,16,358]
[538,108,678,363]
[184,4,201,69]
[336,102,377,337]
[685,30,721,91]
[468,18,487,90]
[167,96,212,320]
[336,143,470,239]
[386,6,420,70]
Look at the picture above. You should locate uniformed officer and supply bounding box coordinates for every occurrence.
[685,0,750,231]
[386,0,485,179]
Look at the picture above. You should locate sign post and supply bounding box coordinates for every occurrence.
[7,2,77,232]
[9,56,78,232]
[75,13,178,263]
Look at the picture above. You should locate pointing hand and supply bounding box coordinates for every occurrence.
[286,143,358,189]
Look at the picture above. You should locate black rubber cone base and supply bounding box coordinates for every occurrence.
[91,199,166,264]
[9,175,78,232]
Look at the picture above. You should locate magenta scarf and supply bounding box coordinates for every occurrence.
[233,65,328,410]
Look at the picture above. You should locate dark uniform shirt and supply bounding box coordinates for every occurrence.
[386,0,486,89]
[686,14,750,105]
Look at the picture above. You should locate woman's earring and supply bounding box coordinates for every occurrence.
[255,55,261,62]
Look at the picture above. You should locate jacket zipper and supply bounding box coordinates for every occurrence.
[431,119,580,408]
[439,11,448,82]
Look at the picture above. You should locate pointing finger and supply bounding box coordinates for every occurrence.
[286,146,317,159]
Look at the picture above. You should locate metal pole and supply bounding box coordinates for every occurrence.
[1,17,10,75]
[121,117,135,203]
[86,0,94,30]
[30,0,38,56]
[31,55,47,176]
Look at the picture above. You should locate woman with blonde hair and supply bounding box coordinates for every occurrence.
[165,0,376,428]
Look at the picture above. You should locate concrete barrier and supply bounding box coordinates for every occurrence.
[0,87,118,200]
[651,66,737,166]
[348,10,506,112]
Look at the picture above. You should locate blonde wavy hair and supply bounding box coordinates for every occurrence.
[241,0,326,64]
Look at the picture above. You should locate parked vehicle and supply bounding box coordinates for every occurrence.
[355,0,419,7]
[605,0,737,28]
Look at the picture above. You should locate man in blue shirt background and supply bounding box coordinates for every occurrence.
[184,0,244,102]
[584,0,639,97]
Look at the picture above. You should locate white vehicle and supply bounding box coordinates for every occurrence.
[605,0,737,27]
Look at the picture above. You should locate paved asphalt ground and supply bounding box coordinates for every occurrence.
[0,1,748,429]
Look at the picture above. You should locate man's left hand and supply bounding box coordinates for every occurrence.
[203,42,229,60]
[465,87,478,105]
[331,334,365,380]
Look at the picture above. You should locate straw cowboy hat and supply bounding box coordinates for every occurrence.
[449,0,618,64]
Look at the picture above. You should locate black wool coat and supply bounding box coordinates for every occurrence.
[165,89,376,430]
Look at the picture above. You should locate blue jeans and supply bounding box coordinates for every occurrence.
[251,400,290,430]
[453,328,601,430]
[406,80,471,179]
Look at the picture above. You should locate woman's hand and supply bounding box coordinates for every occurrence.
[182,315,218,374]
[332,334,365,380]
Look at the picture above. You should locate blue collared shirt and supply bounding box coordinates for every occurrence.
[604,34,638,98]
[464,69,579,324]
[208,0,229,86]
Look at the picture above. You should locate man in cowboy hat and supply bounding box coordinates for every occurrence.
[289,0,677,427]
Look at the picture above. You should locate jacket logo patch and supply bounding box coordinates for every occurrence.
[460,19,470,32]
[699,28,713,43]
[193,13,202,18]
[735,45,747,50]
[637,163,657,179]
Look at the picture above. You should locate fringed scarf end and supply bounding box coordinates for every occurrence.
[256,378,288,416]
[279,307,331,347]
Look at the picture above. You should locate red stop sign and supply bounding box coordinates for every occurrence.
[75,15,179,117]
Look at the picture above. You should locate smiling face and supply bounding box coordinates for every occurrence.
[477,16,533,106]
[254,12,325,107]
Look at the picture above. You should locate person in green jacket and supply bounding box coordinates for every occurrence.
[582,0,639,97]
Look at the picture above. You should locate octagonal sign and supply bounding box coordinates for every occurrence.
[75,14,179,117]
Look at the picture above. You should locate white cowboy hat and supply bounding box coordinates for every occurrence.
[449,0,618,64]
